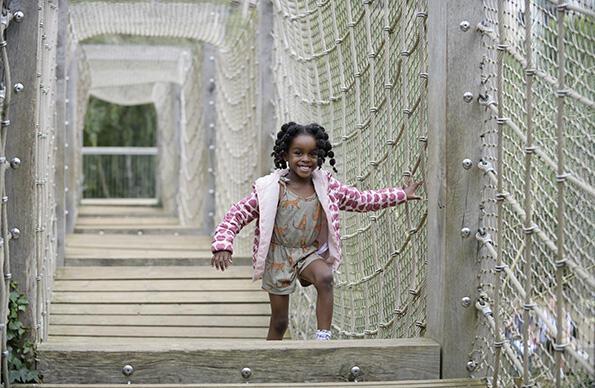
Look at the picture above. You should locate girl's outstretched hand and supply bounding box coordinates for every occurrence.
[212,250,233,271]
[403,180,423,201]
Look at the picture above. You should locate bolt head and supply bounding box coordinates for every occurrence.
[122,364,134,376]
[14,10,25,22]
[459,20,471,32]
[466,360,478,372]
[461,296,472,308]
[241,367,252,379]
[14,83,24,93]
[462,158,473,170]
[460,227,471,238]
[10,157,21,169]
[350,366,361,377]
[463,92,474,103]
[10,227,20,240]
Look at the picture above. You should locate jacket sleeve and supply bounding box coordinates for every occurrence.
[211,186,260,254]
[328,174,407,212]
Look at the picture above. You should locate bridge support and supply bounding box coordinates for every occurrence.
[426,0,485,378]
[4,0,43,341]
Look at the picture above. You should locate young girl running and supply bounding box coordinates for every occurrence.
[211,122,422,341]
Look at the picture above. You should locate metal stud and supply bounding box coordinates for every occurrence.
[14,10,25,22]
[461,296,472,308]
[122,364,134,378]
[460,227,471,238]
[459,20,471,32]
[349,365,362,382]
[14,83,24,93]
[10,227,20,240]
[466,360,478,372]
[462,158,473,170]
[10,157,21,169]
[463,92,474,103]
[241,367,252,380]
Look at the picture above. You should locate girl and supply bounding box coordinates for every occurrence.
[211,122,422,341]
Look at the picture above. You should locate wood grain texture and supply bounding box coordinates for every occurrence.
[17,378,485,387]
[55,266,253,279]
[37,338,440,384]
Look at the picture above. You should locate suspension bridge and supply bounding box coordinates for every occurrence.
[0,0,593,387]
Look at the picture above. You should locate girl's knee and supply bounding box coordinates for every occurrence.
[271,315,289,333]
[314,271,334,291]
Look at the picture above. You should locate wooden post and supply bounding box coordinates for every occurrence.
[426,0,484,378]
[54,0,69,267]
[202,44,217,234]
[256,0,275,175]
[5,0,42,338]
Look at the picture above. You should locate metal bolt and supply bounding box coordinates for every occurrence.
[460,227,471,238]
[122,364,134,377]
[466,360,478,372]
[459,20,471,32]
[13,10,25,22]
[14,83,24,93]
[461,296,472,308]
[463,92,474,103]
[241,367,252,380]
[462,159,473,170]
[10,227,20,240]
[349,365,362,382]
[10,157,21,169]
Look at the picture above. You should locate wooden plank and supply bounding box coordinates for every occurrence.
[80,198,160,206]
[75,216,180,226]
[78,205,170,217]
[53,279,258,292]
[17,379,485,388]
[54,266,253,280]
[64,249,213,259]
[63,256,252,267]
[37,338,440,384]
[50,303,270,316]
[48,325,268,338]
[73,226,203,235]
[51,291,269,304]
[50,314,270,327]
[65,234,213,248]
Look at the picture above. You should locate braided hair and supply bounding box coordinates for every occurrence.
[271,122,338,173]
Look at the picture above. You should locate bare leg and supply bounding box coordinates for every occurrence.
[267,293,289,340]
[298,260,334,330]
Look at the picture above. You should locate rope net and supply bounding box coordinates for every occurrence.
[269,0,429,340]
[473,1,594,386]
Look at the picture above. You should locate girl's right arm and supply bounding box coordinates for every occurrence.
[211,185,260,255]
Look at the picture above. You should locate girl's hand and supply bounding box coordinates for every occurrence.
[403,180,423,201]
[211,250,233,271]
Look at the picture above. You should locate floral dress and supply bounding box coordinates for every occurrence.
[261,179,324,295]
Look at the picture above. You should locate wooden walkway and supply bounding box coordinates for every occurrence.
[48,202,269,344]
[38,201,478,385]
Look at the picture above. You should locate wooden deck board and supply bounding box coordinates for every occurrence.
[55,266,253,280]
[52,291,269,304]
[48,325,269,338]
[50,314,270,327]
[54,278,257,292]
[50,303,270,315]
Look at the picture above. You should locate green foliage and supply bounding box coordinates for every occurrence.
[83,96,157,147]
[7,281,41,384]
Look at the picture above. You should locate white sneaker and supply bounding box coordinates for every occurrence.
[315,329,332,341]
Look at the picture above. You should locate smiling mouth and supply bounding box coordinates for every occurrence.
[298,165,312,172]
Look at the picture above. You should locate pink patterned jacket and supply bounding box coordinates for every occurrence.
[211,168,407,281]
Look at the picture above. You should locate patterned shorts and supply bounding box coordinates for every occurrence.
[261,251,326,295]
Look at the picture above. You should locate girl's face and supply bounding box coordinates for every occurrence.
[284,134,318,180]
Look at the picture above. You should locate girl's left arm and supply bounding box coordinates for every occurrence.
[328,174,407,212]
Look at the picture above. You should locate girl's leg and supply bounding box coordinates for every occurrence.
[267,293,289,340]
[298,260,333,330]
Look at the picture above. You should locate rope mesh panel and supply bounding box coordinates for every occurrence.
[271,0,428,340]
[474,1,594,386]
[213,9,259,256]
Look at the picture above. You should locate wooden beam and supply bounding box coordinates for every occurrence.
[37,338,440,384]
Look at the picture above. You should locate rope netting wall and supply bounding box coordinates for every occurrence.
[213,9,259,256]
[269,0,429,339]
[472,1,594,386]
